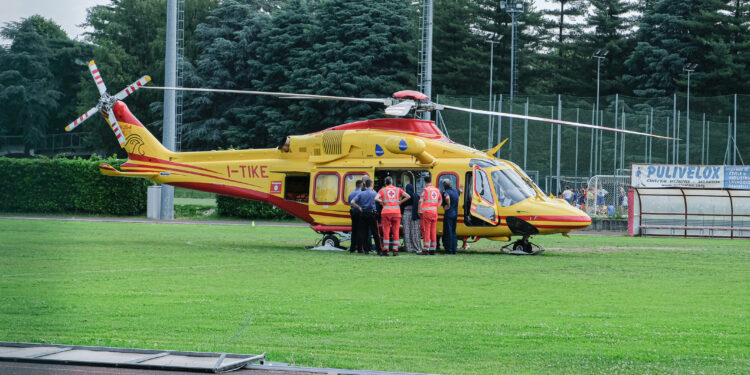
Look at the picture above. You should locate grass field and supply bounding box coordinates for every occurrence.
[1,218,748,374]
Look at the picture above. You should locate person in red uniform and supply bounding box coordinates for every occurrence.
[418,174,442,255]
[375,176,410,256]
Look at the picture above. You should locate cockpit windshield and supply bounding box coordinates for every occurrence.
[491,168,537,207]
[504,161,543,195]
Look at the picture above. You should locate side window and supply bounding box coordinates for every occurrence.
[474,168,494,204]
[401,172,413,188]
[438,173,458,194]
[314,173,339,204]
[343,173,367,204]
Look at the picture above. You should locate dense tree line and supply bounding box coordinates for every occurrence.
[1,0,748,155]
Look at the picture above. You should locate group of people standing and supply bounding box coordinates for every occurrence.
[348,174,459,256]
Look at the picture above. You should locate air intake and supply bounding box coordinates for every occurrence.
[322,131,343,155]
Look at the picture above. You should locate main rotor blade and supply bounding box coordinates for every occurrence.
[107,110,126,147]
[142,86,388,104]
[385,100,414,116]
[65,107,99,132]
[88,60,107,95]
[114,75,152,100]
[442,105,680,140]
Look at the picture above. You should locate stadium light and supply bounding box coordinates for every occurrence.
[592,49,608,175]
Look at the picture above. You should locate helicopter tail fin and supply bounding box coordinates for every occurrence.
[109,100,174,160]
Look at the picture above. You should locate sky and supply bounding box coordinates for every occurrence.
[1,0,108,41]
[1,0,559,44]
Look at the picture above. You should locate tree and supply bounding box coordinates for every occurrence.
[180,0,276,149]
[538,0,588,94]
[580,0,636,97]
[431,0,488,95]
[82,0,219,155]
[185,0,415,150]
[0,15,92,154]
[624,0,730,97]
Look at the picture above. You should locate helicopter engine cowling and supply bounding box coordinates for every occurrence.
[384,136,434,165]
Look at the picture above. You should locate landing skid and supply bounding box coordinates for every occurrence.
[500,238,545,255]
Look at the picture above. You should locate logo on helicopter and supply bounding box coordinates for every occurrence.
[375,144,384,156]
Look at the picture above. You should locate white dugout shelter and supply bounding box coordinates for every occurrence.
[628,164,750,239]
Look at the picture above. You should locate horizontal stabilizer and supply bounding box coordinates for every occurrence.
[98,163,158,178]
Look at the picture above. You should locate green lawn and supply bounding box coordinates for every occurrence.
[0,218,748,374]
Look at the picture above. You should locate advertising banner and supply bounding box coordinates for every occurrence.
[631,164,750,190]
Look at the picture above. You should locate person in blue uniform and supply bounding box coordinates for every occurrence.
[441,179,459,254]
[348,179,363,252]
[350,178,383,255]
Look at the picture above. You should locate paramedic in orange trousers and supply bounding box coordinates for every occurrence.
[418,174,442,255]
[375,176,410,256]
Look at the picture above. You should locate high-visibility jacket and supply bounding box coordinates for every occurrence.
[378,185,404,214]
[420,185,441,214]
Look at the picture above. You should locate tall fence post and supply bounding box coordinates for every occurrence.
[590,104,595,177]
[524,98,528,170]
[672,93,680,164]
[613,94,618,176]
[576,107,581,177]
[734,93,737,165]
[621,108,626,171]
[497,95,503,156]
[701,113,705,164]
[557,94,562,194]
[468,97,473,148]
[649,107,654,162]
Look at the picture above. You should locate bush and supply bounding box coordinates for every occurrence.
[216,196,294,220]
[0,156,150,216]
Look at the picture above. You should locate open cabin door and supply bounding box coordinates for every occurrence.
[469,164,499,225]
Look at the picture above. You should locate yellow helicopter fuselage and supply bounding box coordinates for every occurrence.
[101,101,590,242]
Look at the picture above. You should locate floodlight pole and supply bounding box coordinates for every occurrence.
[160,0,177,220]
[487,37,500,149]
[501,1,524,101]
[592,49,607,175]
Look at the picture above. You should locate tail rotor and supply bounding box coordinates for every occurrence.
[65,60,151,147]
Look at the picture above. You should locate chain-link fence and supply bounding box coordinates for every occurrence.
[584,175,631,217]
[436,93,750,195]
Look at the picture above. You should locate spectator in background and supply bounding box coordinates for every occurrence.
[619,186,628,213]
[562,186,573,205]
[597,184,608,215]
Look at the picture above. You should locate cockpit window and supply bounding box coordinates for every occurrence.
[492,169,536,207]
[474,168,494,204]
[505,161,542,195]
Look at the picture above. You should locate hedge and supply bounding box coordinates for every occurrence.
[216,195,294,220]
[0,156,150,216]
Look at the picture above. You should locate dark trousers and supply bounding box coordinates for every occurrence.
[349,209,360,251]
[357,210,382,253]
[443,214,458,253]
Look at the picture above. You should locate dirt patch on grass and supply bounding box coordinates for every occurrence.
[547,246,705,253]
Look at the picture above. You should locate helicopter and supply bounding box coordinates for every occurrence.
[66,61,674,254]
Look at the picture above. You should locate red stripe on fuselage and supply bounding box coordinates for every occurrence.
[122,162,260,188]
[514,215,591,223]
[127,154,220,175]
[309,210,355,219]
[170,182,312,223]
